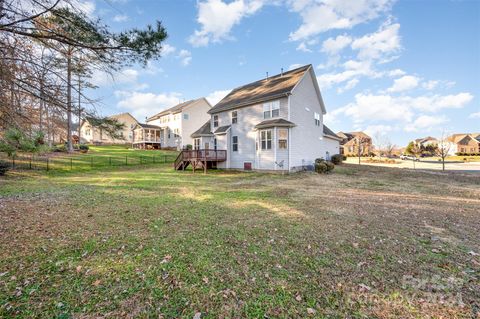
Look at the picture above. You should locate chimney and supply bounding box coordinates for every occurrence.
[281,68,284,76]
[266,72,269,80]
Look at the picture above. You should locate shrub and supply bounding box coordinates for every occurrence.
[0,160,10,176]
[185,144,193,150]
[53,144,67,152]
[315,162,328,174]
[342,155,347,161]
[79,144,89,153]
[315,158,325,164]
[325,161,335,172]
[331,154,343,165]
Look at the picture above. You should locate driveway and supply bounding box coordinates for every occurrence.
[344,157,480,173]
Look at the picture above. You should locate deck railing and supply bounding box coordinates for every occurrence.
[174,149,227,169]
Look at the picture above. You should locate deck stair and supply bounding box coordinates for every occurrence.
[174,150,226,172]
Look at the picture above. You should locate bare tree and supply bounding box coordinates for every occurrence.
[436,131,451,171]
[356,136,370,165]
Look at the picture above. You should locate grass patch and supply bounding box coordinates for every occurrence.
[0,164,479,318]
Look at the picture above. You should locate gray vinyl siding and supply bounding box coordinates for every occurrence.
[211,97,288,170]
[289,70,325,169]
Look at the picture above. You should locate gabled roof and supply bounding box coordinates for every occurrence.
[134,123,161,130]
[448,133,480,143]
[337,131,370,140]
[323,125,340,140]
[214,125,231,135]
[208,65,312,114]
[81,112,138,128]
[147,98,210,121]
[415,136,437,144]
[254,118,295,129]
[191,121,213,138]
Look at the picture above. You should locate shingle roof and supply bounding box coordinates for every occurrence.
[214,125,231,134]
[254,118,295,129]
[323,125,339,139]
[135,123,161,129]
[208,65,312,114]
[191,121,213,138]
[147,98,206,121]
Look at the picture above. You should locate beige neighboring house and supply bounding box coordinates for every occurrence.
[134,98,212,150]
[80,112,138,144]
[448,133,480,155]
[414,136,438,148]
[337,131,373,156]
[177,64,341,172]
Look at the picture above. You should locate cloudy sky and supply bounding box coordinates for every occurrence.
[85,0,479,146]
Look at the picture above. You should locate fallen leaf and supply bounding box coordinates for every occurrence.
[307,308,316,315]
[193,312,201,319]
[202,277,209,284]
[295,295,302,302]
[92,280,101,287]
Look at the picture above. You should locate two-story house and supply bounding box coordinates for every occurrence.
[139,98,211,150]
[336,131,372,156]
[80,112,138,144]
[181,65,340,172]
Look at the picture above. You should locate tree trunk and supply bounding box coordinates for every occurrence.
[77,73,81,142]
[66,46,73,152]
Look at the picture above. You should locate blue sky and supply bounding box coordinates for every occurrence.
[84,0,479,146]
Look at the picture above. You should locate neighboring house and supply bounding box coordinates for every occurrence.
[141,98,212,150]
[80,113,138,144]
[414,136,438,148]
[448,133,480,155]
[181,64,341,172]
[336,131,372,156]
[131,123,162,149]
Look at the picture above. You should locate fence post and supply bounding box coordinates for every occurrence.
[153,155,155,163]
[29,155,32,169]
[46,158,49,171]
[164,155,167,163]
[109,157,112,166]
[91,156,93,168]
[12,155,15,169]
[125,155,128,165]
[70,158,73,170]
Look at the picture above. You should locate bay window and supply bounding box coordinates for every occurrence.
[278,129,288,149]
[261,130,272,150]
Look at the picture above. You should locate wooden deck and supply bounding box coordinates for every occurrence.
[174,150,227,172]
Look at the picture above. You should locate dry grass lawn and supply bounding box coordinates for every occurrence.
[0,164,479,318]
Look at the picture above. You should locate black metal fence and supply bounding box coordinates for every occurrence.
[0,153,177,172]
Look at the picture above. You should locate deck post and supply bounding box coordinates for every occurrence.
[204,159,207,174]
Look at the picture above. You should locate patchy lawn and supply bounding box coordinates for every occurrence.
[0,164,479,318]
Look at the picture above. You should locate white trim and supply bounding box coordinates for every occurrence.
[287,95,291,121]
[274,127,277,170]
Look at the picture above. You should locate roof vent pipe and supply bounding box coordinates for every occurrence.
[266,72,269,80]
[281,68,284,76]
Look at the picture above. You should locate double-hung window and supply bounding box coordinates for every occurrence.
[261,130,272,150]
[232,136,238,152]
[213,115,219,128]
[314,112,320,126]
[173,128,180,138]
[194,138,200,150]
[263,100,280,119]
[232,111,237,124]
[278,129,288,149]
[183,113,189,120]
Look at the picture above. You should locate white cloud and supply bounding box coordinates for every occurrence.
[288,0,395,41]
[116,91,183,120]
[388,69,406,77]
[337,78,359,93]
[469,111,480,119]
[161,44,176,56]
[90,68,139,86]
[189,0,264,47]
[387,75,420,93]
[339,93,414,123]
[363,124,393,138]
[321,34,352,55]
[206,89,231,106]
[404,115,449,132]
[296,42,312,52]
[177,50,192,66]
[422,80,439,90]
[351,20,401,62]
[113,14,129,22]
[316,59,380,89]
